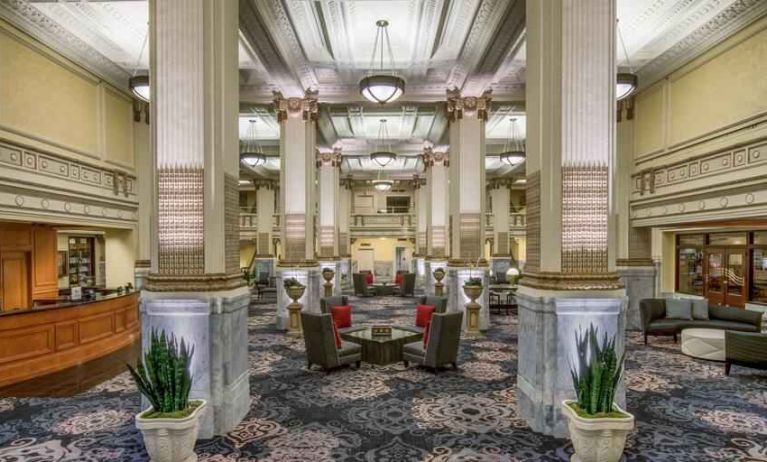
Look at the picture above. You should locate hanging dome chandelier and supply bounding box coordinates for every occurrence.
[240,119,267,167]
[616,19,638,101]
[359,20,405,104]
[500,117,526,166]
[129,31,150,102]
[370,119,397,167]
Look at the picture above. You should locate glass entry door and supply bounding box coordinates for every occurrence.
[706,250,724,305]
[705,248,746,307]
[724,250,746,307]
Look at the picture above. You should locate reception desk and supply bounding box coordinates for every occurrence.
[0,292,139,387]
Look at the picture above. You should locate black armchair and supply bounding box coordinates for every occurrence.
[403,312,463,371]
[301,312,361,372]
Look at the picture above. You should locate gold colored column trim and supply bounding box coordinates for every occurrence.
[145,272,245,292]
[520,271,624,291]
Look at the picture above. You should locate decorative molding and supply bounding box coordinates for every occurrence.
[519,271,624,291]
[637,0,767,90]
[0,1,130,90]
[145,272,244,292]
[273,91,319,122]
[446,89,492,122]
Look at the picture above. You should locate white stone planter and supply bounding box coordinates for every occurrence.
[562,400,634,462]
[135,400,207,462]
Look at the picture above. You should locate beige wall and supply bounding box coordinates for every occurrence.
[240,241,256,269]
[634,17,767,165]
[104,229,135,288]
[352,185,414,214]
[0,22,136,172]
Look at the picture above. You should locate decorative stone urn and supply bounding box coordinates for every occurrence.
[463,284,483,336]
[433,268,446,296]
[286,285,306,336]
[135,400,207,462]
[562,400,634,462]
[322,268,335,297]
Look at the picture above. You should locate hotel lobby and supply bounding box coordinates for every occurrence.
[0,0,766,461]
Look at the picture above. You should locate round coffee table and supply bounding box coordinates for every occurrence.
[681,328,725,362]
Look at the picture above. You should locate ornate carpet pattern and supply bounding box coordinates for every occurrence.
[0,296,765,461]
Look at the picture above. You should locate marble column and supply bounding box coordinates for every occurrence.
[423,147,449,296]
[317,147,342,295]
[489,179,514,283]
[274,92,322,328]
[338,178,352,289]
[142,0,249,438]
[414,174,428,291]
[133,118,152,289]
[251,179,277,278]
[518,0,627,437]
[446,90,491,332]
[615,101,656,330]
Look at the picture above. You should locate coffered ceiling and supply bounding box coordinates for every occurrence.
[3,0,766,179]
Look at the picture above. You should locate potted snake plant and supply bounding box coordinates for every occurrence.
[128,330,205,462]
[562,324,634,462]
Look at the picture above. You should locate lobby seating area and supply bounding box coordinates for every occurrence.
[1,295,765,460]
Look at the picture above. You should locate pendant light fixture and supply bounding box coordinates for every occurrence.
[359,20,405,104]
[500,117,525,166]
[240,119,267,167]
[372,169,393,192]
[616,19,638,101]
[129,28,150,102]
[370,119,397,167]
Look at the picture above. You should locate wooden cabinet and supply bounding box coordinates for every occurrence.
[0,223,58,310]
[1,252,30,311]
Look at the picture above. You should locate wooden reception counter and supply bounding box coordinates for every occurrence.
[0,292,139,387]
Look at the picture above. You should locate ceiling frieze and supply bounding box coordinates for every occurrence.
[0,0,130,90]
[636,0,767,89]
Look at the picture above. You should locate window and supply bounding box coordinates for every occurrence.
[678,247,704,296]
[385,196,410,213]
[709,232,747,246]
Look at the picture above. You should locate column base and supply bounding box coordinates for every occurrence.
[617,266,656,331]
[515,285,627,437]
[140,285,251,438]
[446,266,490,331]
[489,257,513,284]
[276,265,321,330]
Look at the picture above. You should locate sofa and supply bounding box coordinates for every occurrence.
[301,312,361,372]
[403,312,463,372]
[640,298,762,345]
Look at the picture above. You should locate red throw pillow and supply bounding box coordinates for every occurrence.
[331,321,342,348]
[331,305,352,329]
[423,321,431,347]
[365,272,374,284]
[395,273,404,285]
[415,304,436,328]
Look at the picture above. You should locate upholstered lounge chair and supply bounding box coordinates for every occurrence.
[402,312,463,371]
[319,296,365,334]
[640,298,762,345]
[398,295,449,334]
[397,273,416,297]
[301,312,361,372]
[353,273,377,297]
[725,331,767,375]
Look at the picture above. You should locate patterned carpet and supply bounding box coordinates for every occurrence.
[0,295,765,461]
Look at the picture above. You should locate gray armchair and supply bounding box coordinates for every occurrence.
[301,312,361,372]
[320,295,348,314]
[398,273,416,297]
[402,312,463,371]
[353,273,377,297]
[419,295,448,313]
[725,331,767,375]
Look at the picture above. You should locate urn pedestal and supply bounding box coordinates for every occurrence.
[433,269,446,296]
[322,269,335,297]
[286,286,306,336]
[463,285,483,336]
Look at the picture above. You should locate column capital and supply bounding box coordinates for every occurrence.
[446,89,492,122]
[421,148,449,168]
[412,174,426,189]
[253,178,279,190]
[273,90,319,122]
[315,148,343,167]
